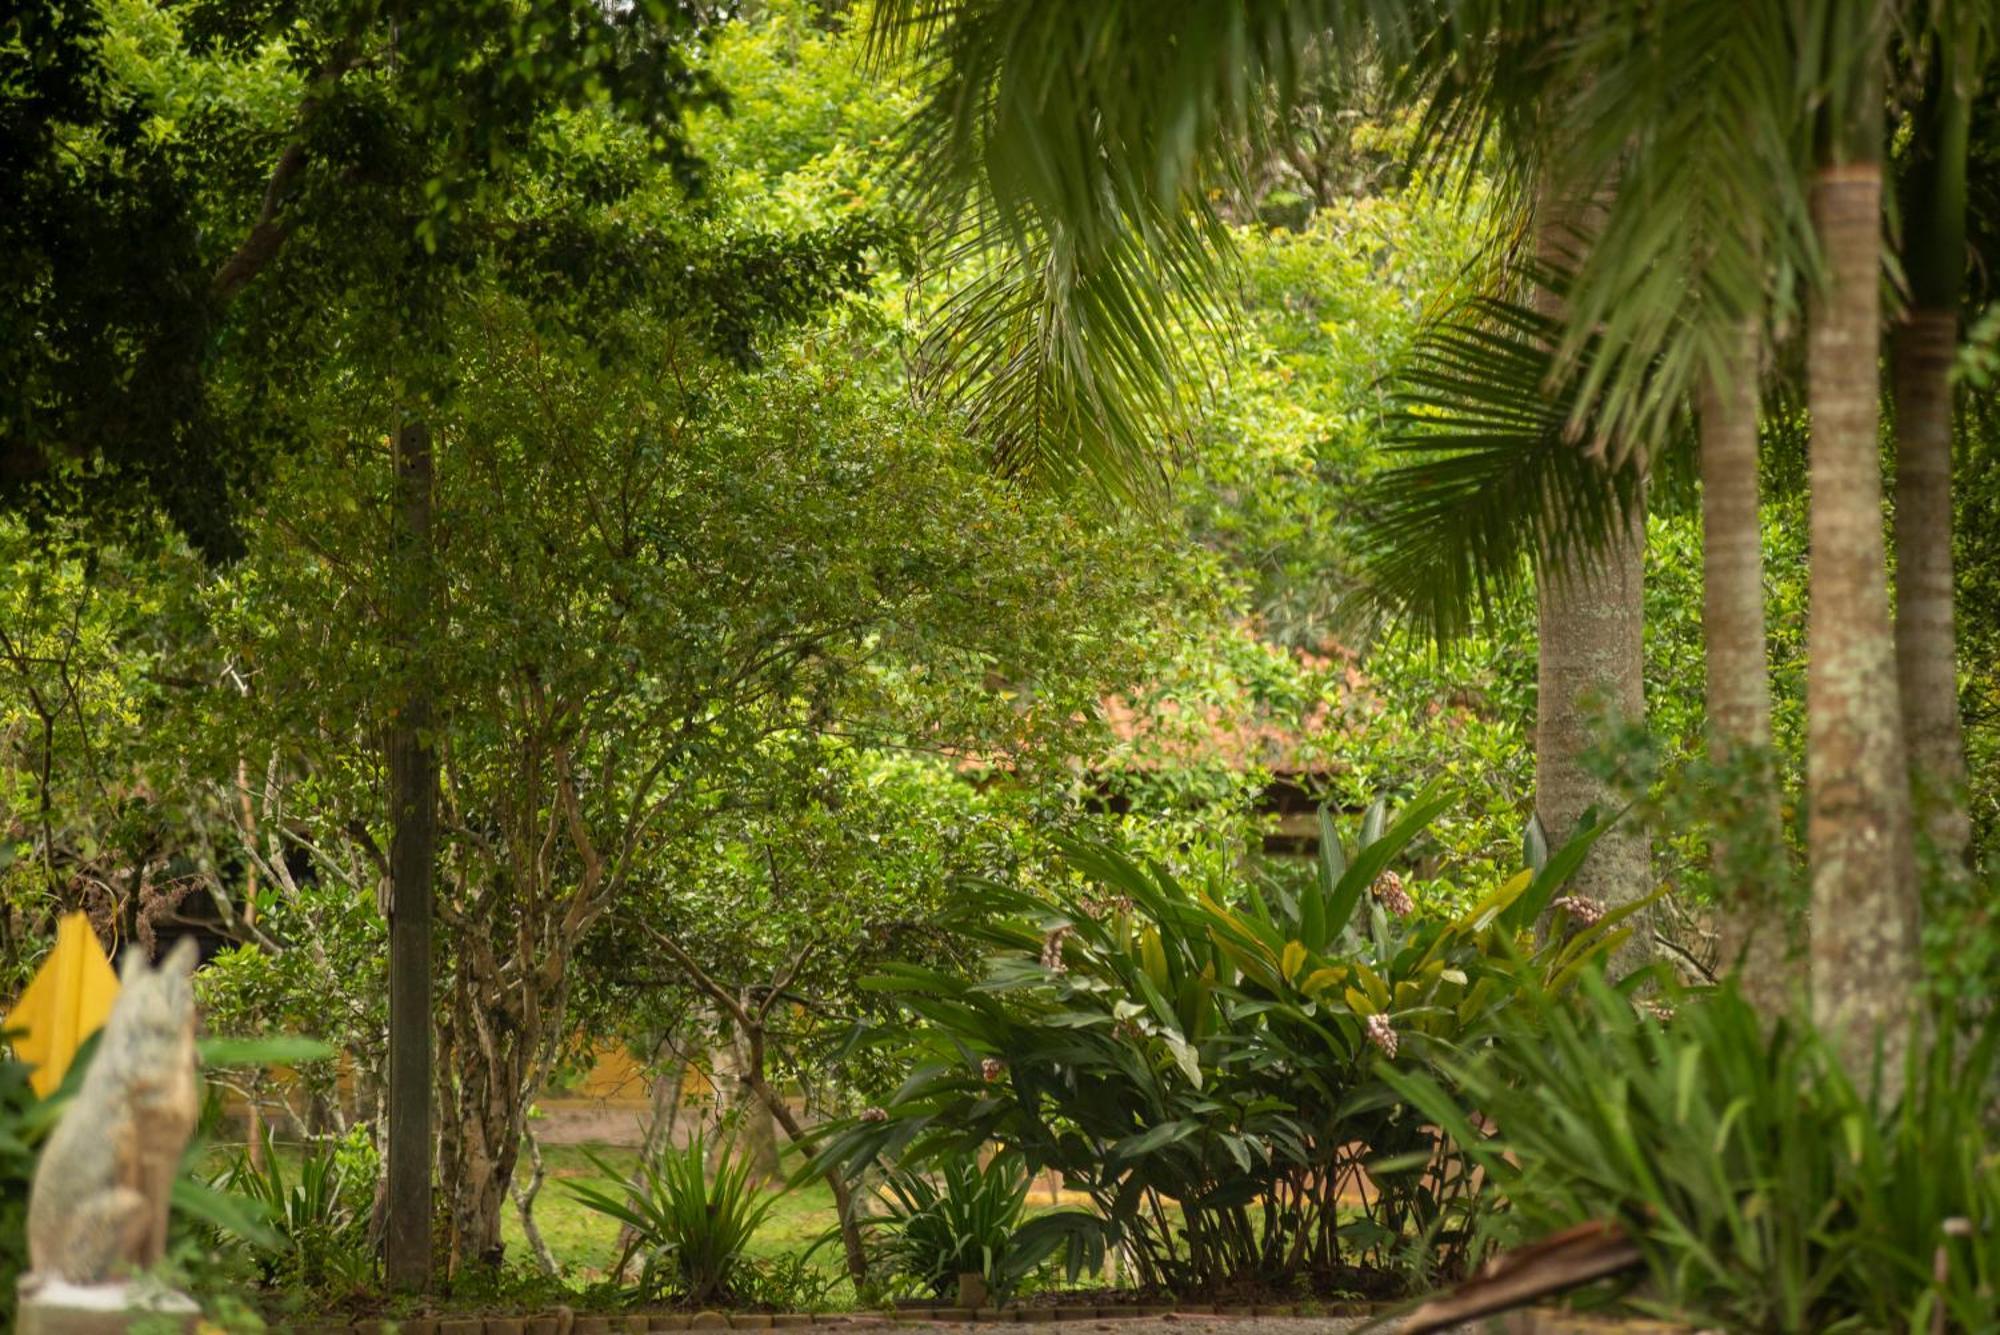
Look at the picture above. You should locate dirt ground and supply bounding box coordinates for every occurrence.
[834,1321,1374,1335]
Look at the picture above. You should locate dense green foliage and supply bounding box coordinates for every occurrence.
[824,796,1636,1296]
[1384,980,2000,1331]
[0,1045,47,1322]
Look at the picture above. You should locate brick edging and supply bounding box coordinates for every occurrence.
[277,1304,1393,1333]
[280,1302,1696,1333]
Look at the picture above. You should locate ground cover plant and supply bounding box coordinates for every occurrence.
[209,1128,375,1291]
[867,1153,1035,1301]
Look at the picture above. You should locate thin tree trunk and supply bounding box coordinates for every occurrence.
[1892,311,1969,865]
[616,1046,687,1263]
[511,1123,559,1277]
[640,926,870,1285]
[744,1066,870,1286]
[439,947,533,1274]
[247,1075,267,1172]
[236,753,261,947]
[1806,158,1919,1082]
[1697,328,1790,1006]
[716,1031,784,1183]
[385,416,439,1293]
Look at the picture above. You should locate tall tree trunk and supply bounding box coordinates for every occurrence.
[1535,501,1652,977]
[1806,151,1919,1082]
[385,416,438,1293]
[1892,37,1976,870]
[1697,328,1790,1005]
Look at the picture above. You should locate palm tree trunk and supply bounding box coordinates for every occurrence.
[1806,157,1919,1080]
[1697,326,1790,1004]
[1891,36,1976,870]
[1531,187,1651,978]
[1535,503,1651,978]
[1892,311,1969,866]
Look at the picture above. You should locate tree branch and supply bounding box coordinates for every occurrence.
[212,144,307,302]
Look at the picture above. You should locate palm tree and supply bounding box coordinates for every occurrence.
[1367,2,1936,1054]
[1356,3,1813,984]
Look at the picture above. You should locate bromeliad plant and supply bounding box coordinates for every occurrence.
[209,1127,374,1290]
[824,783,1644,1296]
[568,1131,781,1305]
[868,1153,1035,1301]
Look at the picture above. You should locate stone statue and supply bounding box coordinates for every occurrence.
[19,938,201,1331]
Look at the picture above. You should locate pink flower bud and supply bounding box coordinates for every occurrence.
[1551,895,1606,927]
[1371,870,1414,918]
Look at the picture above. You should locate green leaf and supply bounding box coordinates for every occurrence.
[1523,813,1549,873]
[199,1036,337,1068]
[173,1176,281,1250]
[1501,813,1619,933]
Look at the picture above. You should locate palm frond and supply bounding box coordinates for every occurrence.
[1546,1,1812,457]
[908,195,1224,498]
[870,1,1435,233]
[1351,287,1681,643]
[1406,1,1813,466]
[868,0,1443,497]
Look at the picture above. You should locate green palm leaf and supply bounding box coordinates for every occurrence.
[868,1,1444,498]
[1351,286,1668,642]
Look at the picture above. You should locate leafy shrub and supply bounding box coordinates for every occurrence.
[826,785,1637,1296]
[1382,978,2000,1331]
[568,1131,780,1305]
[869,1154,1034,1301]
[0,1043,49,1326]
